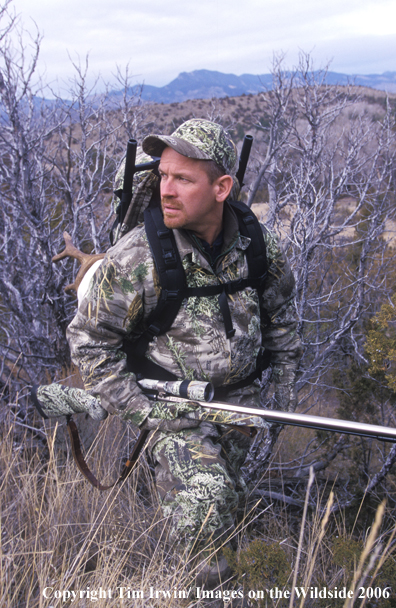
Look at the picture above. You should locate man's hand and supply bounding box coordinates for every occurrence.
[31,384,108,421]
[140,397,201,431]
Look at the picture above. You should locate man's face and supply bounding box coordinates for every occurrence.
[158,147,225,240]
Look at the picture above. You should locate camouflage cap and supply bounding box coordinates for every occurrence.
[142,119,237,175]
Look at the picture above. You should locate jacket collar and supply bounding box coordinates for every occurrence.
[173,202,251,272]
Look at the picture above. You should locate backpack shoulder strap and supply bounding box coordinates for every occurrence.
[143,205,187,335]
[229,200,268,285]
[229,200,271,363]
[123,205,186,380]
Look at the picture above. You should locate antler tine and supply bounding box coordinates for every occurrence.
[53,231,105,295]
[52,232,86,264]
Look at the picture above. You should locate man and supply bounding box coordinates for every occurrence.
[66,119,302,584]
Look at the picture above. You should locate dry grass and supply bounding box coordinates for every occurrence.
[0,411,192,607]
[1,410,396,608]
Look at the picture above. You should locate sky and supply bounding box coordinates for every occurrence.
[9,0,396,93]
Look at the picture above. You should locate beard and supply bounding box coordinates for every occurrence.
[161,197,187,229]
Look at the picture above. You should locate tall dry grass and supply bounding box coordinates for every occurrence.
[0,410,195,607]
[1,410,396,608]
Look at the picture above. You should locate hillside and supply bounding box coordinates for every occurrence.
[140,85,395,145]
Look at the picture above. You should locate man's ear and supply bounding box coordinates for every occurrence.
[215,175,234,202]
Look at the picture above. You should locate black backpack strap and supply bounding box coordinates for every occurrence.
[143,205,187,333]
[230,200,268,289]
[230,200,271,371]
[211,200,268,339]
[124,206,187,378]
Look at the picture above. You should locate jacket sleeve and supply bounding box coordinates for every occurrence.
[66,232,156,427]
[260,227,302,412]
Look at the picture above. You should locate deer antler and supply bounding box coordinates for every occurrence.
[52,232,105,295]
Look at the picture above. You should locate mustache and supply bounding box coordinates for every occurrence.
[161,197,183,209]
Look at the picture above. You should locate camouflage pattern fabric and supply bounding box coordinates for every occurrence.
[67,202,301,423]
[32,384,108,420]
[144,384,269,551]
[141,381,269,438]
[112,147,159,245]
[151,421,250,552]
[143,119,238,175]
[66,201,302,548]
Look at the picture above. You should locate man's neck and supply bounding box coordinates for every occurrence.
[189,223,222,246]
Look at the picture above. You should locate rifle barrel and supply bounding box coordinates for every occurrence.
[154,394,396,443]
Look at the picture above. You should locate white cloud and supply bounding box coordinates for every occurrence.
[9,0,396,92]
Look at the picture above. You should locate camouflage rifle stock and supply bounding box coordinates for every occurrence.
[31,382,149,491]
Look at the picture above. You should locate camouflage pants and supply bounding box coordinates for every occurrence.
[150,421,251,554]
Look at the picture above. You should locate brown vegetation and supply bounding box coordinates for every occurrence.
[2,408,396,607]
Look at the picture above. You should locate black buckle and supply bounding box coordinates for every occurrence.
[163,251,176,265]
[147,323,161,338]
[157,229,171,238]
[224,278,244,295]
[164,290,179,301]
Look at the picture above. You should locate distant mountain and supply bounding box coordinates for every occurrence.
[127,69,396,104]
[319,70,396,92]
[140,70,273,103]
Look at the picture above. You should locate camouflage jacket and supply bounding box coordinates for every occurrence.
[67,203,302,427]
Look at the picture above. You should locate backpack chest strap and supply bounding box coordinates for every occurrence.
[185,274,267,298]
[186,274,267,339]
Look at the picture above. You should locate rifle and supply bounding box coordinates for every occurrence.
[32,374,396,493]
[137,378,396,443]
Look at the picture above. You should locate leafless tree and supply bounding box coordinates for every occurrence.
[1,4,395,507]
[245,54,396,504]
[0,3,147,407]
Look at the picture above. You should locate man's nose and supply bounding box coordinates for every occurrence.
[160,177,176,198]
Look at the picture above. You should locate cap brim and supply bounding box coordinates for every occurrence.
[142,134,212,161]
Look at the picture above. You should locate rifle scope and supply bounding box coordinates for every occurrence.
[137,378,214,402]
